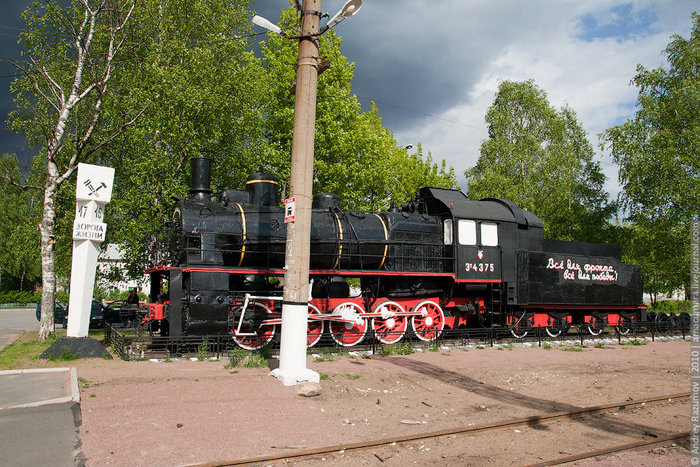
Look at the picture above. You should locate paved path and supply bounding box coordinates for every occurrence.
[0,311,83,466]
[0,368,81,467]
[0,308,38,350]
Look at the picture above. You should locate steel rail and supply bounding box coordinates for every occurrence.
[190,392,690,467]
[523,431,690,467]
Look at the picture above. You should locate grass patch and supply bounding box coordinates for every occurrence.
[0,333,60,369]
[542,342,552,350]
[224,346,272,369]
[427,343,440,352]
[314,353,336,363]
[343,374,360,380]
[197,338,209,361]
[48,349,79,361]
[560,346,585,352]
[476,345,485,350]
[320,373,329,380]
[380,343,413,356]
[621,339,647,346]
[594,342,613,349]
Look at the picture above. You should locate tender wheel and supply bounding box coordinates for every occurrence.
[655,312,671,334]
[678,312,691,333]
[307,304,324,348]
[371,301,407,345]
[616,316,633,335]
[232,301,276,350]
[329,302,367,347]
[545,316,569,338]
[411,300,445,342]
[587,314,607,336]
[511,314,531,338]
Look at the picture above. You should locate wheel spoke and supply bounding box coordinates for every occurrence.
[329,302,367,347]
[232,302,276,350]
[587,315,607,336]
[510,312,530,338]
[411,301,444,342]
[307,304,324,348]
[372,301,407,345]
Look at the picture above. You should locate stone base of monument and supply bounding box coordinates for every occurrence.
[40,337,113,360]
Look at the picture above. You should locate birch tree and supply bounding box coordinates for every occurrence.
[7,0,140,339]
[466,80,614,242]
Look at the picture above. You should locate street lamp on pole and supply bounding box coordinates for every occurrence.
[253,0,362,386]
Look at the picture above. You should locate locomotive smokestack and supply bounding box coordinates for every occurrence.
[190,157,212,201]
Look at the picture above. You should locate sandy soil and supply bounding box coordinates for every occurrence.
[72,337,690,467]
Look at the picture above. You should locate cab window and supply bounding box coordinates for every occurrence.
[443,219,453,245]
[458,219,477,245]
[481,222,498,246]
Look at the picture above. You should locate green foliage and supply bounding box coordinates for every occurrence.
[651,300,691,314]
[225,345,271,368]
[48,349,80,361]
[602,13,699,298]
[0,155,41,291]
[466,80,615,242]
[0,334,60,369]
[313,353,336,363]
[104,0,271,277]
[621,339,646,346]
[0,290,42,304]
[259,6,456,211]
[618,220,688,303]
[603,12,700,226]
[380,343,413,356]
[197,338,209,360]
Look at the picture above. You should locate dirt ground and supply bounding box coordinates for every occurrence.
[69,337,690,467]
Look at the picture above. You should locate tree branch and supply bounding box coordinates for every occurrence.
[0,171,42,192]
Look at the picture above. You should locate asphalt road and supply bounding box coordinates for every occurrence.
[0,310,83,466]
[0,308,38,350]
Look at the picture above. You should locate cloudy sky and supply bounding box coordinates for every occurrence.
[1,1,697,199]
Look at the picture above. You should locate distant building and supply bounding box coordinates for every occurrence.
[97,244,148,295]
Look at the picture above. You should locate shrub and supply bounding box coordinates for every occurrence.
[0,290,42,304]
[651,300,690,314]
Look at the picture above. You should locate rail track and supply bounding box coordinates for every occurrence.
[190,392,690,467]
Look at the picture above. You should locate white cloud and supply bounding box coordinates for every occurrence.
[384,1,697,200]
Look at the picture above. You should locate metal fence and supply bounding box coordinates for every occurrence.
[104,317,688,361]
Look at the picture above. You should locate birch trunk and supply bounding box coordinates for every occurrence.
[38,179,58,339]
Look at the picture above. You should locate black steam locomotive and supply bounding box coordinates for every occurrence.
[143,158,645,349]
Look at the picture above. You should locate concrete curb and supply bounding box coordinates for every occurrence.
[0,367,80,410]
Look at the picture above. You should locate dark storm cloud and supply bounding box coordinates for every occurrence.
[250,0,500,131]
[251,1,557,132]
[0,0,31,168]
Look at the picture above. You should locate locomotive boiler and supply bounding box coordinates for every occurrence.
[143,157,645,349]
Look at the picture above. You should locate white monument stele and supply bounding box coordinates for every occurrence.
[66,163,115,337]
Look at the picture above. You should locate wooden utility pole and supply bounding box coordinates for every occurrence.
[271,0,322,386]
